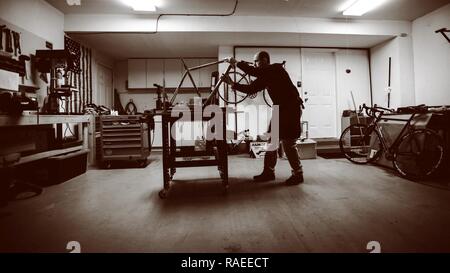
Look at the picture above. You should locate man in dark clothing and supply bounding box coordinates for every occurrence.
[223,51,304,185]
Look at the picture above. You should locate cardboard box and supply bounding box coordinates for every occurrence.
[297,139,317,160]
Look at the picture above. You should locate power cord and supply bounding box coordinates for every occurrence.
[153,0,238,34]
[67,0,239,35]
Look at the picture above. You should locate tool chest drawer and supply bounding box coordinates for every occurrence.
[99,115,150,168]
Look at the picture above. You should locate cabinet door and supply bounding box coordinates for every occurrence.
[163,59,182,88]
[182,59,200,88]
[128,59,147,89]
[146,59,164,88]
[199,59,217,88]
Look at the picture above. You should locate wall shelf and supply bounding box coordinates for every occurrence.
[0,114,91,126]
[125,87,212,94]
[19,84,40,93]
[11,145,85,167]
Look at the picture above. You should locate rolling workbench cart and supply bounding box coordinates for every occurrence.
[99,115,150,168]
[158,107,229,199]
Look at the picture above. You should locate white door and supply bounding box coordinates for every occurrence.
[301,50,337,138]
[97,64,113,108]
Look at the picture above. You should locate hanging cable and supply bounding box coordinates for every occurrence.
[153,0,239,34]
[69,0,239,35]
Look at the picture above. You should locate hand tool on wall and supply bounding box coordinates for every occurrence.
[4,28,13,53]
[12,31,21,56]
[0,25,6,51]
[18,55,30,78]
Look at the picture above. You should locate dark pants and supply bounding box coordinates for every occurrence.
[264,107,303,175]
[264,139,303,175]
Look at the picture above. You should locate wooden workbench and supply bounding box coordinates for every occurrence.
[0,114,94,167]
[156,107,230,198]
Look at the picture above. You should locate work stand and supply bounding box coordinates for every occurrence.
[158,107,229,199]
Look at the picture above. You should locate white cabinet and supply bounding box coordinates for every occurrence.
[128,59,147,89]
[199,59,217,88]
[164,59,182,88]
[128,58,218,89]
[146,59,164,88]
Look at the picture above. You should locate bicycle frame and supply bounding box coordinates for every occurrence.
[369,112,418,157]
[169,58,230,107]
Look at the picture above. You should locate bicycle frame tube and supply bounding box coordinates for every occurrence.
[389,113,417,151]
[372,123,389,154]
[182,59,201,98]
[203,64,234,108]
[374,112,417,155]
[170,59,227,106]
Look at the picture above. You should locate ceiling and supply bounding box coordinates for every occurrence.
[49,0,450,60]
[70,32,393,60]
[47,0,450,21]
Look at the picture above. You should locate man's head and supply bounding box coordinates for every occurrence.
[254,51,270,68]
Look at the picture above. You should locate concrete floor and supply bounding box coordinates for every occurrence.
[1,153,450,253]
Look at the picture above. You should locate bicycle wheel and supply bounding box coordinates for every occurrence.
[263,89,272,107]
[393,129,444,180]
[339,124,382,164]
[219,71,249,104]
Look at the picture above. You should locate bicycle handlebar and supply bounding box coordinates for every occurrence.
[362,104,395,118]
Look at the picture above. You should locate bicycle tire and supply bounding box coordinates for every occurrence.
[263,89,272,107]
[393,129,444,180]
[339,123,382,165]
[219,71,249,104]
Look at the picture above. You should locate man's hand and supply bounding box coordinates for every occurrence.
[225,57,237,68]
[221,74,234,87]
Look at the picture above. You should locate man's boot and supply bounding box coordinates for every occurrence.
[253,169,275,182]
[285,172,304,186]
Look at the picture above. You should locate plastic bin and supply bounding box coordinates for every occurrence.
[47,150,88,185]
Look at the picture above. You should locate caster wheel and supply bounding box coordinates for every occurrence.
[138,159,147,168]
[222,185,229,195]
[159,189,168,199]
[103,162,111,169]
[219,171,225,180]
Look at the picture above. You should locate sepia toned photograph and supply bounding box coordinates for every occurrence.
[0,0,449,260]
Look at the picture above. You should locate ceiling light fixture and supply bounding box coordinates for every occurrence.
[343,0,386,16]
[122,0,156,12]
[66,0,81,6]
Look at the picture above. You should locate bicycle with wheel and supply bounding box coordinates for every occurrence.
[166,58,253,108]
[339,104,445,180]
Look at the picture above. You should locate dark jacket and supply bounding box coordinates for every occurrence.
[233,61,303,139]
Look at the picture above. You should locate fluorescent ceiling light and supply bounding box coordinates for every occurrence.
[66,0,81,5]
[122,0,156,12]
[343,0,386,16]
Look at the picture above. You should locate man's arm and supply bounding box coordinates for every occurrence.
[237,61,262,77]
[232,77,266,95]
